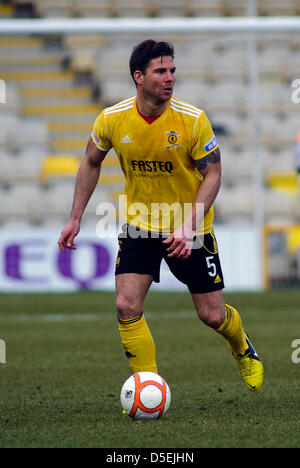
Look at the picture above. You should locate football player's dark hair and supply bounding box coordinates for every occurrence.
[129,39,174,86]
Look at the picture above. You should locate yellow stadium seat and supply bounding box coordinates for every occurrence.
[287,226,300,254]
[266,171,299,197]
[20,87,92,100]
[0,37,43,49]
[1,71,73,83]
[50,138,87,152]
[48,121,92,134]
[0,56,61,68]
[22,103,100,117]
[40,155,81,183]
[0,4,15,17]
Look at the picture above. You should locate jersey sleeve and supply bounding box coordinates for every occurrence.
[190,111,219,161]
[91,109,112,152]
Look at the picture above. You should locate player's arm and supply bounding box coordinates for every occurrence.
[164,148,221,259]
[58,137,107,252]
[193,147,221,219]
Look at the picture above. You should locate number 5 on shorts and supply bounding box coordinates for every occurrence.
[206,256,216,277]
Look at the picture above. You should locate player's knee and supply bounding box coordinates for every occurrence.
[116,294,143,320]
[198,305,224,329]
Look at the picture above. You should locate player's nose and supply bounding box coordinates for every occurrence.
[165,70,175,82]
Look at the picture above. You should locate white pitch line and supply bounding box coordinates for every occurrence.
[0,310,197,323]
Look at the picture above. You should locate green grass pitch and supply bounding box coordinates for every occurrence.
[0,289,300,448]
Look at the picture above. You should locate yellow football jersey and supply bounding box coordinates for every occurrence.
[92,96,219,234]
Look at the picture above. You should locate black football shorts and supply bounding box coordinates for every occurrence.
[115,224,225,294]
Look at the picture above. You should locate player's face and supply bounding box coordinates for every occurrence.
[139,56,176,104]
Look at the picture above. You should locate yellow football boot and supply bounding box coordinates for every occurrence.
[233,335,264,391]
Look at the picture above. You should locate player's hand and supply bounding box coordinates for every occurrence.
[58,219,80,253]
[162,224,194,260]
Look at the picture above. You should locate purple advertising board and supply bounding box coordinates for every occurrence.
[0,227,261,292]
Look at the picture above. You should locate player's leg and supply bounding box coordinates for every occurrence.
[192,290,248,355]
[192,290,263,391]
[163,231,263,391]
[116,273,158,374]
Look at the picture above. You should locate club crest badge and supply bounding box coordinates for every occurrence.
[166,131,180,149]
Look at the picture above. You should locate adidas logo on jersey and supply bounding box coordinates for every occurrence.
[121,135,132,144]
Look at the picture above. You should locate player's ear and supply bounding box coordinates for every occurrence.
[134,70,144,86]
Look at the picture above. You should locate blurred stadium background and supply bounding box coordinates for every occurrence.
[0,0,300,292]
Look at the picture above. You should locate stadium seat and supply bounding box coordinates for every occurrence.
[64,34,106,54]
[205,82,248,115]
[40,183,113,226]
[0,218,34,229]
[258,33,291,52]
[287,49,300,88]
[7,149,46,183]
[49,121,92,154]
[258,80,286,114]
[286,225,300,254]
[40,155,81,184]
[277,115,300,147]
[73,0,113,17]
[257,48,289,81]
[174,41,214,80]
[69,53,97,74]
[99,78,136,107]
[2,70,74,88]
[210,111,251,137]
[266,172,299,197]
[0,2,15,18]
[0,36,43,50]
[150,0,188,17]
[0,184,42,224]
[0,54,62,72]
[50,138,87,154]
[186,0,224,17]
[34,0,75,18]
[0,153,17,186]
[95,42,136,77]
[0,115,19,148]
[214,184,254,225]
[38,216,65,229]
[268,252,291,283]
[172,79,208,108]
[83,184,112,218]
[22,103,100,119]
[47,121,92,136]
[222,0,248,16]
[259,0,296,16]
[113,0,150,17]
[260,115,284,150]
[264,188,296,223]
[20,87,93,104]
[224,148,253,184]
[211,48,248,82]
[263,147,296,175]
[2,84,19,114]
[39,185,75,219]
[5,118,49,154]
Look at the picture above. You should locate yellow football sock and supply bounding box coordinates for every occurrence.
[118,312,158,374]
[216,304,248,356]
